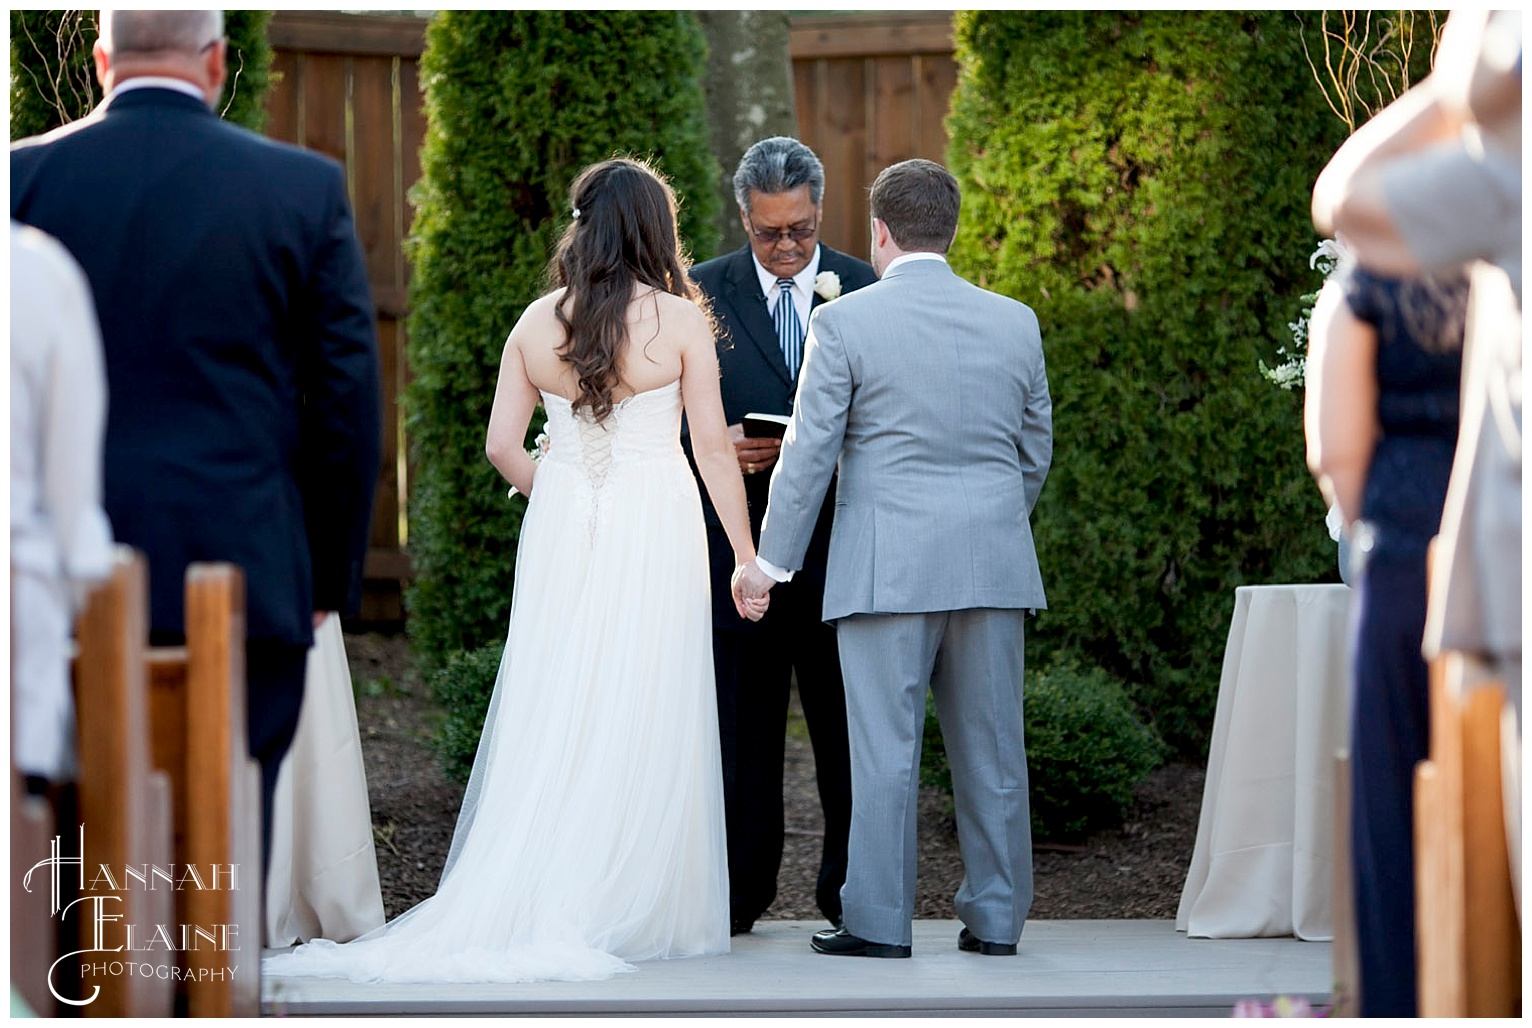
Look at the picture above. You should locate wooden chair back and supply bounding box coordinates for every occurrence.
[1414,536,1520,1016]
[70,548,176,1016]
[145,562,263,1018]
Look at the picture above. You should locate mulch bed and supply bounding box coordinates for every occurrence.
[343,631,1204,923]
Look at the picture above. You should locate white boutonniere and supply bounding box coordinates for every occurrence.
[507,431,551,499]
[814,271,842,301]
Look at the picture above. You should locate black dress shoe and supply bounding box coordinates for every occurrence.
[730,918,754,937]
[958,927,1017,956]
[810,925,911,958]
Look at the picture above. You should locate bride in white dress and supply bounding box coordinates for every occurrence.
[265,157,766,984]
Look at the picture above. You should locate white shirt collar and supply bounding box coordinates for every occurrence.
[111,77,210,106]
[883,251,948,275]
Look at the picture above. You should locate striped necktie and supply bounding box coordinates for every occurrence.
[773,277,804,378]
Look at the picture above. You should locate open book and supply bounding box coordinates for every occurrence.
[742,412,791,439]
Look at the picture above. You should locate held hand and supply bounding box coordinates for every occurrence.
[313,610,334,630]
[730,561,774,621]
[729,423,782,477]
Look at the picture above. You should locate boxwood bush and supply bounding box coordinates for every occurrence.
[404,12,719,774]
[946,11,1352,755]
[426,644,504,783]
[921,660,1165,841]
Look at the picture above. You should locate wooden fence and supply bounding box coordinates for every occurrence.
[790,13,957,256]
[262,11,957,620]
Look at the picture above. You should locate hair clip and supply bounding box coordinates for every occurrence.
[571,207,581,220]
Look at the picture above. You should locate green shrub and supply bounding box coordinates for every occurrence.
[1022,662,1167,840]
[921,660,1166,842]
[404,12,719,772]
[946,11,1353,755]
[427,644,504,783]
[10,10,273,139]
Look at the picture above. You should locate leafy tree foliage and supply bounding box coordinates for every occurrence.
[9,10,272,139]
[947,11,1351,754]
[404,12,720,770]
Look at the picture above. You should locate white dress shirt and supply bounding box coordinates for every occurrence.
[111,76,209,104]
[751,244,822,330]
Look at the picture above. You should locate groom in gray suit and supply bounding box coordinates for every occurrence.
[733,158,1051,958]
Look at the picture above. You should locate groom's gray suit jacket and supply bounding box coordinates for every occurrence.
[758,256,1051,619]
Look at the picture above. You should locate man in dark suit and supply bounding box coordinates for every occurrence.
[688,136,877,934]
[11,10,381,872]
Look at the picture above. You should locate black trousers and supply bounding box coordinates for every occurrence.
[709,523,853,929]
[150,631,308,878]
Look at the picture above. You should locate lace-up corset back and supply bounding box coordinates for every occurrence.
[538,379,684,492]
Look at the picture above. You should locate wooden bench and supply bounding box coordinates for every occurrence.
[1414,652,1520,1016]
[60,547,262,1017]
[70,548,176,1016]
[11,767,61,1015]
[144,561,264,1018]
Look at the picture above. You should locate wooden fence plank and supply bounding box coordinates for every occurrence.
[917,53,959,162]
[298,53,347,167]
[871,55,918,171]
[269,11,426,58]
[370,317,401,556]
[351,55,399,289]
[265,50,300,147]
[790,13,953,59]
[801,57,868,259]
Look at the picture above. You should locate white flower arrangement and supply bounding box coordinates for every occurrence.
[813,271,842,301]
[507,431,550,500]
[1261,239,1345,390]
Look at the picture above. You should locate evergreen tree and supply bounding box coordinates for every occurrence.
[946,11,1351,753]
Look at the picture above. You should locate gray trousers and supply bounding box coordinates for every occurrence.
[834,608,1033,947]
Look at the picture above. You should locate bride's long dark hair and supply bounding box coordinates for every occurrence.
[549,157,709,422]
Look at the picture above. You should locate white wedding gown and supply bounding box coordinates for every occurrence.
[264,379,729,983]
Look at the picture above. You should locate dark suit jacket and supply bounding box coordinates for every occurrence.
[11,87,382,649]
[688,243,877,620]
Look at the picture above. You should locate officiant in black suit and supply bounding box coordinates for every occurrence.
[10,10,382,873]
[687,137,877,934]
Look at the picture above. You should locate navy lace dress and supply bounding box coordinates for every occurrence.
[1341,262,1466,1018]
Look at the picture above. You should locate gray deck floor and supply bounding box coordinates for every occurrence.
[261,919,1333,1017]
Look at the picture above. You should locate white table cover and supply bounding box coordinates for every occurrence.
[1176,584,1353,940]
[265,614,387,946]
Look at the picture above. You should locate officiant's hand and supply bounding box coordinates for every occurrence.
[730,423,781,477]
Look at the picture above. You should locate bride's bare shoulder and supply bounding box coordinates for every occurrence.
[507,288,567,340]
[651,290,712,334]
[525,287,568,318]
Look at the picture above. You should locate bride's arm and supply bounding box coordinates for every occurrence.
[677,305,763,618]
[485,327,541,497]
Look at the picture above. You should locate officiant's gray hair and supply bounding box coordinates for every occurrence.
[733,137,825,214]
[100,10,224,56]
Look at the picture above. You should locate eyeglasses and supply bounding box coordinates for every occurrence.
[198,37,224,54]
[746,215,818,245]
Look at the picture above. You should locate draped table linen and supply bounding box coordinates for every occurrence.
[1177,584,1353,940]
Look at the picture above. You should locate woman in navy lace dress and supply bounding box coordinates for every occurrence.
[1305,256,1468,1016]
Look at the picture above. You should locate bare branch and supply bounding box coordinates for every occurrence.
[1297,9,1439,133]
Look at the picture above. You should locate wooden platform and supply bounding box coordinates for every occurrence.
[262,919,1332,1017]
